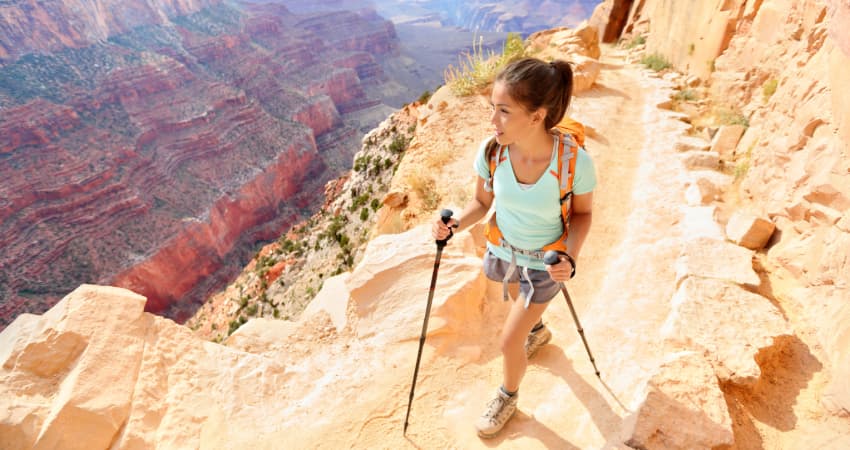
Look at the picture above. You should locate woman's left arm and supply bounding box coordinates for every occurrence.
[566,191,593,260]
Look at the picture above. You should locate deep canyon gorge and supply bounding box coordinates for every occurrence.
[0,0,407,325]
[0,0,589,327]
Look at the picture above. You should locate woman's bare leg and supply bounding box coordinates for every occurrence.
[500,297,549,392]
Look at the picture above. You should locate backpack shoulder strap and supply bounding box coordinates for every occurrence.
[555,131,579,224]
[555,116,586,148]
[484,137,505,193]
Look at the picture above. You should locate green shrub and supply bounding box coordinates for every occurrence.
[734,140,757,181]
[640,53,671,71]
[734,160,750,180]
[717,109,750,128]
[388,135,409,154]
[417,90,432,104]
[360,207,369,221]
[625,35,646,49]
[673,89,697,102]
[762,79,778,102]
[444,32,525,96]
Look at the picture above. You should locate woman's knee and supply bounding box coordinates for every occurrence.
[499,329,526,354]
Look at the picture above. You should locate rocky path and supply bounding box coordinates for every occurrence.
[217,45,850,449]
[279,46,691,449]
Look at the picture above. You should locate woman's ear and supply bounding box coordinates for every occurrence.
[532,108,547,125]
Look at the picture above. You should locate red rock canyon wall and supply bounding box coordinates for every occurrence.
[0,1,400,326]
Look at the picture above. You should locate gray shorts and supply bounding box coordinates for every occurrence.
[482,250,561,304]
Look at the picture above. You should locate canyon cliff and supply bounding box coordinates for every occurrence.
[596,0,850,423]
[0,0,402,326]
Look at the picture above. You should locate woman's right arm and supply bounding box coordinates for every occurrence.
[432,176,493,240]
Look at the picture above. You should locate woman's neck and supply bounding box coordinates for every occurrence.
[511,128,553,160]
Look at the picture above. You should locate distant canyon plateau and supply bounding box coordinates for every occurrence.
[0,0,596,328]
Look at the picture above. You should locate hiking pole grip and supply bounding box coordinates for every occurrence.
[543,250,575,279]
[436,209,455,249]
[543,250,601,378]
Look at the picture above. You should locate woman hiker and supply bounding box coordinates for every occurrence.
[431,57,596,438]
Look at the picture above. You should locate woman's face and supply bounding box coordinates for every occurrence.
[489,81,541,147]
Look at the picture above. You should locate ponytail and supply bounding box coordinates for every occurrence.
[546,60,573,129]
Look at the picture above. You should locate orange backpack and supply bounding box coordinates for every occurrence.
[483,116,585,257]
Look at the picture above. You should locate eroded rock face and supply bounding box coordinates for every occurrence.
[0,285,290,449]
[400,0,599,32]
[618,0,850,416]
[526,23,602,93]
[662,277,791,386]
[0,0,221,61]
[624,351,733,450]
[0,2,402,326]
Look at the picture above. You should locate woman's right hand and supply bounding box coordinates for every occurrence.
[431,216,458,241]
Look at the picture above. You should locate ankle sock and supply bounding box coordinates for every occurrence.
[499,385,517,397]
[531,321,544,333]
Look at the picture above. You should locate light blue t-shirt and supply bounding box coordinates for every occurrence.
[473,136,597,270]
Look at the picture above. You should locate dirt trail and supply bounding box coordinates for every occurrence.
[356,45,686,449]
[234,45,850,449]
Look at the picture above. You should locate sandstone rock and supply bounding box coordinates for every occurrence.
[801,284,850,416]
[676,102,701,120]
[685,176,720,205]
[675,237,760,286]
[680,151,720,170]
[301,273,351,331]
[0,285,148,450]
[526,25,601,94]
[623,351,733,450]
[726,212,776,250]
[838,214,850,233]
[346,225,484,340]
[808,203,843,226]
[382,191,408,208]
[571,55,602,93]
[589,0,632,43]
[662,72,683,84]
[681,206,724,239]
[675,136,711,152]
[802,180,850,211]
[710,125,746,161]
[574,21,602,59]
[661,277,791,386]
[1,285,292,449]
[830,43,850,152]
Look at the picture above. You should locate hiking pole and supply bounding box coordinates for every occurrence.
[403,209,455,435]
[543,250,601,378]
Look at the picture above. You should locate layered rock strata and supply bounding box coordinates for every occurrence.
[0,2,401,326]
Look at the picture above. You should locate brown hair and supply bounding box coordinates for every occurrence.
[495,57,573,130]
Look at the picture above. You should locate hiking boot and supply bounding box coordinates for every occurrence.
[525,324,552,359]
[475,388,518,438]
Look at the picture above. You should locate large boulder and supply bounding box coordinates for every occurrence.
[661,277,791,386]
[624,351,733,450]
